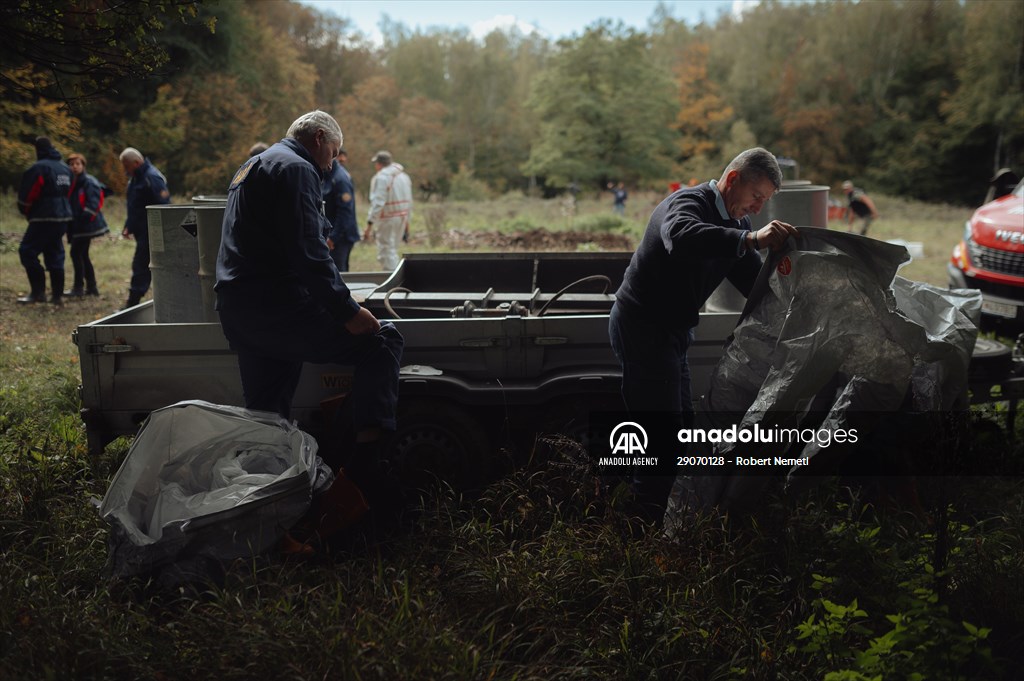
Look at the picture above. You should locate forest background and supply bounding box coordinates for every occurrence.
[0,0,1021,208]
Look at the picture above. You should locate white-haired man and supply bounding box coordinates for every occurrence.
[215,110,405,529]
[120,146,170,308]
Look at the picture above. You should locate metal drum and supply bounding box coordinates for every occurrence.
[749,183,829,231]
[147,204,203,322]
[705,183,830,313]
[195,204,226,323]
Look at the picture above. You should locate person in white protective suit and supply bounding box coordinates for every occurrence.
[363,150,412,271]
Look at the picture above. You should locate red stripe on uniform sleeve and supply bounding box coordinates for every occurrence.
[24,174,45,210]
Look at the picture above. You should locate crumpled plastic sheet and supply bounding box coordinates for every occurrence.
[99,400,334,580]
[145,440,298,543]
[665,228,981,530]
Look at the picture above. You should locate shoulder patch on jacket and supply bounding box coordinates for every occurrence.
[230,157,259,188]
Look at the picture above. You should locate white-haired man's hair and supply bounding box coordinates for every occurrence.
[119,147,144,163]
[286,110,343,147]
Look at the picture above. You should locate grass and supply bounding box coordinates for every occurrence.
[1,187,1022,679]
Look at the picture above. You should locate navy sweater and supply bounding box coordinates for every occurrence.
[615,182,762,330]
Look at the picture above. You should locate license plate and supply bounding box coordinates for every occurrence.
[981,298,1018,319]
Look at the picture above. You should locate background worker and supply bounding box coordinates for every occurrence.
[65,152,110,297]
[841,180,879,236]
[215,110,404,521]
[364,151,412,271]
[609,181,628,215]
[16,136,73,306]
[609,147,798,522]
[323,148,359,272]
[120,147,170,308]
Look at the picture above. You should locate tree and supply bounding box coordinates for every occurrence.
[942,0,1024,177]
[524,23,675,189]
[445,29,545,191]
[856,1,966,200]
[393,96,450,193]
[708,3,812,152]
[674,42,734,163]
[0,0,207,105]
[176,74,268,194]
[247,1,379,109]
[381,19,452,103]
[226,4,317,142]
[0,66,81,186]
[117,84,187,175]
[770,37,865,182]
[336,75,450,195]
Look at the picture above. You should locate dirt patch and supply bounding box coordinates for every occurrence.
[407,227,633,251]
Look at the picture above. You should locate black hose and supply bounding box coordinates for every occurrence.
[383,287,412,319]
[535,275,612,317]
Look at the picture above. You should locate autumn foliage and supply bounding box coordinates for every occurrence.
[0,0,1020,205]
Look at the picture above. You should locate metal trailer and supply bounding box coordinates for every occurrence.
[74,250,1023,487]
[73,252,744,485]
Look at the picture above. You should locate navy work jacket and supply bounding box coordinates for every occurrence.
[322,159,360,244]
[69,172,110,239]
[215,137,361,323]
[124,159,170,236]
[17,147,73,223]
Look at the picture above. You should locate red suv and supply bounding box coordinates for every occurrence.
[949,179,1024,328]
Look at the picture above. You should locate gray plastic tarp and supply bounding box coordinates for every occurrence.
[666,228,982,526]
[99,400,334,579]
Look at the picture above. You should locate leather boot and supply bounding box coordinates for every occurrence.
[17,269,47,304]
[122,291,143,309]
[16,292,47,304]
[49,270,64,306]
[345,440,406,534]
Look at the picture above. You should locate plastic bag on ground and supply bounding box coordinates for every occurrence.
[99,400,334,581]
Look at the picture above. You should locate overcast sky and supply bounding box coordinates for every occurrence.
[300,0,755,44]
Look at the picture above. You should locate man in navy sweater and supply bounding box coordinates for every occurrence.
[610,147,798,521]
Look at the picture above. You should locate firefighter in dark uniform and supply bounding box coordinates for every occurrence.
[322,148,360,272]
[17,136,73,305]
[120,147,170,309]
[215,110,404,526]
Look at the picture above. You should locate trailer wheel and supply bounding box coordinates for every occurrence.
[384,401,492,494]
[968,338,1013,382]
[537,396,623,449]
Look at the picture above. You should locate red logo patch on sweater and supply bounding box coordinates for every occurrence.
[777,256,792,276]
